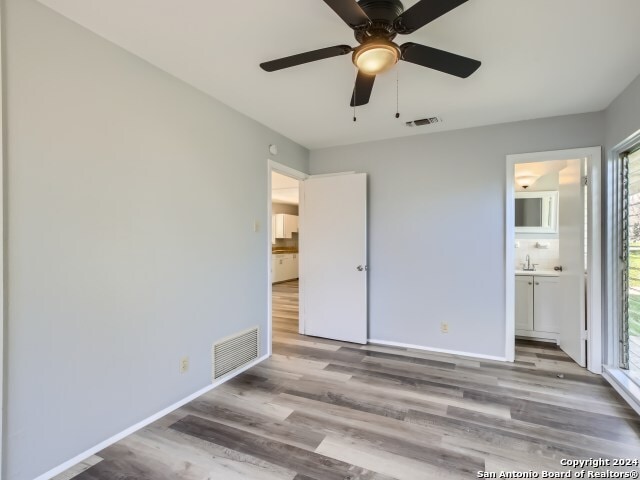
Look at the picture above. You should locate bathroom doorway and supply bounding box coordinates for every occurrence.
[505,147,602,373]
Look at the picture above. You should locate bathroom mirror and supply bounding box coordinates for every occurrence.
[515,191,558,233]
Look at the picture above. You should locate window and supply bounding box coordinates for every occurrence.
[620,147,640,377]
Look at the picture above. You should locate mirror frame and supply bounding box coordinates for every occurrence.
[515,190,558,233]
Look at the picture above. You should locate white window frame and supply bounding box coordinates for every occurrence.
[603,130,640,415]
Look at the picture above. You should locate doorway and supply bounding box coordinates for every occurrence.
[267,161,369,352]
[505,147,602,373]
[267,161,306,355]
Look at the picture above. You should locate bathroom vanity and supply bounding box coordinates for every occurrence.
[515,270,560,342]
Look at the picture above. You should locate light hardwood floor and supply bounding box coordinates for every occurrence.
[58,279,640,479]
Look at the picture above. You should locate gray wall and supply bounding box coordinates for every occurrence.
[605,74,640,150]
[3,0,308,478]
[310,113,604,357]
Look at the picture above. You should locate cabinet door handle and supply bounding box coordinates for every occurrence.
[535,282,540,285]
[528,282,532,285]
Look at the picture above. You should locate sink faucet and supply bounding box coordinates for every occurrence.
[523,254,537,271]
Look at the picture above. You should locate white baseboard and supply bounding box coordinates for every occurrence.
[602,367,640,416]
[35,354,269,480]
[368,339,508,362]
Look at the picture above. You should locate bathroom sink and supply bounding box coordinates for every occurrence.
[515,269,559,276]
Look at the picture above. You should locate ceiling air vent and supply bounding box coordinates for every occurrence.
[405,116,442,127]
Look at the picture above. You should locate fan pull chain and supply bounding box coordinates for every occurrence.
[353,69,358,122]
[353,68,357,122]
[395,67,400,119]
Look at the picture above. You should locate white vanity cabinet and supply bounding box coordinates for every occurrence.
[515,276,534,331]
[274,214,298,239]
[515,273,560,341]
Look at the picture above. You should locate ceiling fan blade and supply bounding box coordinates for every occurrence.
[260,45,352,72]
[394,0,468,34]
[350,70,376,107]
[400,42,480,78]
[323,0,371,29]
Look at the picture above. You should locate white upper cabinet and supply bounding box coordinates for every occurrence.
[272,215,276,244]
[274,214,298,239]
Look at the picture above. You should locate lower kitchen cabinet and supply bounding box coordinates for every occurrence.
[272,253,299,283]
[515,274,560,340]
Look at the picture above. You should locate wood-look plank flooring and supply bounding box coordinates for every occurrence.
[58,279,640,479]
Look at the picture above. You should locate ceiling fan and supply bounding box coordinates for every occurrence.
[260,0,481,107]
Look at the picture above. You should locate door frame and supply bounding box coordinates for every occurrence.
[505,147,602,373]
[1,1,6,472]
[267,160,307,356]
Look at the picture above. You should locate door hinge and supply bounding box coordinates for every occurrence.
[581,329,588,340]
[583,175,588,186]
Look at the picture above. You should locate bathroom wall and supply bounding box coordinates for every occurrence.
[514,240,560,271]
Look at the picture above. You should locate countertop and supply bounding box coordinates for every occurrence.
[515,269,559,277]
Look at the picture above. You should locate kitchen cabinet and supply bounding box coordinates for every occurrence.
[272,216,276,244]
[515,274,560,341]
[274,214,298,239]
[272,253,298,283]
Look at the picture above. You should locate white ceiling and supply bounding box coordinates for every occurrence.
[272,172,299,205]
[37,0,640,149]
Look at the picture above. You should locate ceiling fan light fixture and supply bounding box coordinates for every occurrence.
[353,41,399,75]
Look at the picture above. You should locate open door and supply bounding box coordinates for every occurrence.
[557,159,586,366]
[301,173,367,344]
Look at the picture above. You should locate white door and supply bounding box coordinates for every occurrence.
[557,159,586,366]
[301,173,367,344]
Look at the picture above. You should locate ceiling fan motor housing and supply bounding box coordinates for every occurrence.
[355,0,404,43]
[358,0,404,23]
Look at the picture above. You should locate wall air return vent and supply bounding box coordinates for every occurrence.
[212,326,259,380]
[405,116,442,127]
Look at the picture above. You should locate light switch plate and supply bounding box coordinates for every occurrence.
[180,356,189,374]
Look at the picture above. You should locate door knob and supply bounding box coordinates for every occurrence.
[554,266,563,272]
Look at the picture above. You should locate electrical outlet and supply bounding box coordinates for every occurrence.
[180,356,189,374]
[440,322,449,334]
